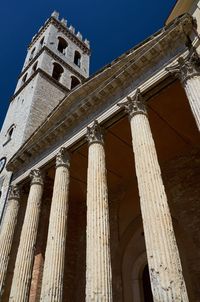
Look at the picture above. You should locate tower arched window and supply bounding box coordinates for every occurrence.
[40,37,44,46]
[52,63,64,81]
[4,124,15,144]
[57,37,68,54]
[71,76,80,89]
[32,62,38,72]
[22,73,27,84]
[74,51,81,67]
[29,47,36,61]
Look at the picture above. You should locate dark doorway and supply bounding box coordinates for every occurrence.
[142,265,153,302]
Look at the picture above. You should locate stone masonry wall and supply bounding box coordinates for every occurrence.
[163,148,200,301]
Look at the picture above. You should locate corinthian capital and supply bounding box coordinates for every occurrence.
[118,89,147,119]
[86,120,104,145]
[56,147,70,168]
[8,185,20,201]
[30,169,44,186]
[166,48,200,83]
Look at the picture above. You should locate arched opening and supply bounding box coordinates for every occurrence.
[29,47,36,61]
[8,127,14,138]
[71,76,80,89]
[142,265,153,302]
[5,124,15,143]
[57,37,68,54]
[40,37,44,46]
[52,63,64,81]
[74,51,81,67]
[32,62,38,72]
[22,73,27,84]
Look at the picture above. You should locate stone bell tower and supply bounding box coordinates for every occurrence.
[0,11,90,218]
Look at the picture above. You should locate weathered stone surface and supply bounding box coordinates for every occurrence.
[0,185,20,298]
[85,121,113,301]
[163,149,200,301]
[119,91,189,301]
[166,49,200,131]
[40,148,70,301]
[9,169,43,302]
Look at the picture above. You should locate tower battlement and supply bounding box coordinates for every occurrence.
[29,11,90,52]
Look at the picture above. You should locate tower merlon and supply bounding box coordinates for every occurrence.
[28,11,91,52]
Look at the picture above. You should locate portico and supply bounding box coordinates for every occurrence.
[0,13,200,302]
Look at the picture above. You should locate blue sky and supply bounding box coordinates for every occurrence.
[0,0,176,129]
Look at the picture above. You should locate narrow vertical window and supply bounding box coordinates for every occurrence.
[52,63,64,81]
[32,62,38,72]
[29,47,36,61]
[74,51,81,67]
[71,76,80,89]
[40,37,44,46]
[22,73,27,84]
[57,37,68,54]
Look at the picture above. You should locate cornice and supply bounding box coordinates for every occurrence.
[10,68,69,102]
[28,17,91,55]
[19,46,86,81]
[7,14,194,173]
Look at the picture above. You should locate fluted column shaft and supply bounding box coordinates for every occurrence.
[40,148,70,302]
[183,76,200,130]
[86,121,112,302]
[0,186,20,297]
[166,49,200,131]
[119,90,189,301]
[9,169,44,302]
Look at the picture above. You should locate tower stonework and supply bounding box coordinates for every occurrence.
[0,11,90,218]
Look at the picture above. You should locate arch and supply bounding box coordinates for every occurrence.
[5,124,16,144]
[21,73,27,84]
[31,47,36,55]
[142,265,153,302]
[40,37,44,46]
[29,47,36,61]
[131,252,148,302]
[32,61,38,72]
[71,76,80,89]
[52,63,64,81]
[120,216,146,302]
[8,124,15,138]
[74,50,81,67]
[120,215,193,301]
[57,37,68,54]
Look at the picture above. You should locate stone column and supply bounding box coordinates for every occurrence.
[85,120,113,302]
[0,185,20,297]
[166,48,200,131]
[40,148,70,302]
[118,90,189,301]
[9,169,44,302]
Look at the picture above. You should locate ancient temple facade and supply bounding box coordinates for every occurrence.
[0,1,200,301]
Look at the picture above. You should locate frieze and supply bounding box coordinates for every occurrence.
[7,14,194,173]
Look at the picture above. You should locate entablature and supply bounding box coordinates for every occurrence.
[7,14,195,179]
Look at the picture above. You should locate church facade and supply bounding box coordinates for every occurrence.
[0,1,200,301]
